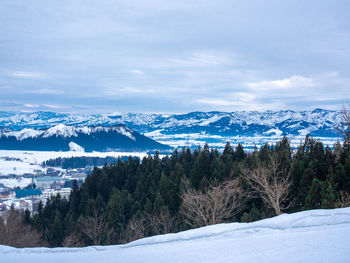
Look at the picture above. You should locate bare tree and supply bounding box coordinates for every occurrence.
[147,211,175,235]
[79,210,109,246]
[121,215,147,243]
[242,154,292,216]
[62,233,84,247]
[336,106,350,144]
[121,211,175,244]
[0,209,45,248]
[180,178,244,228]
[336,191,350,208]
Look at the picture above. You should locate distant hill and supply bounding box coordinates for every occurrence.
[0,124,171,152]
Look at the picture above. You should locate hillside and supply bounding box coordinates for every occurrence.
[1,207,349,263]
[0,124,171,152]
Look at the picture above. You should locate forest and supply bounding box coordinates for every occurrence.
[1,133,350,247]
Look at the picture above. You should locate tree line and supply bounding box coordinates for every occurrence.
[1,135,349,248]
[43,156,130,169]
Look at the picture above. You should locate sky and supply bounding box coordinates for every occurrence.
[0,0,349,113]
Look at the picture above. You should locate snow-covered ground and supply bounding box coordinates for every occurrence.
[0,150,149,176]
[144,131,340,150]
[0,177,32,189]
[1,207,349,263]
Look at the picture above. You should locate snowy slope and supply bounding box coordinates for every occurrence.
[0,124,136,141]
[1,207,350,263]
[0,150,150,176]
[0,124,171,152]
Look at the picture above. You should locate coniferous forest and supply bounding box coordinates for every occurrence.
[1,136,350,247]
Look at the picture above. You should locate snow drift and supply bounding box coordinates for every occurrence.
[1,207,350,263]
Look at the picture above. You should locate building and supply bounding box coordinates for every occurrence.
[35,176,70,189]
[0,203,6,211]
[14,188,43,199]
[42,188,71,200]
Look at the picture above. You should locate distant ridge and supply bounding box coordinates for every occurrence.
[0,124,171,152]
[0,109,341,138]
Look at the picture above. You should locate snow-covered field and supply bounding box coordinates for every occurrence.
[1,207,349,263]
[145,131,340,150]
[0,150,149,176]
[0,177,32,189]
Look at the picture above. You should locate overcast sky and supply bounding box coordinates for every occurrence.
[0,0,349,113]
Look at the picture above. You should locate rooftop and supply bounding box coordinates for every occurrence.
[15,188,42,198]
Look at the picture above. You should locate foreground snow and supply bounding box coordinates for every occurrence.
[1,208,350,263]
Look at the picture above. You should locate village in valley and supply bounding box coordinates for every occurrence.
[0,166,89,214]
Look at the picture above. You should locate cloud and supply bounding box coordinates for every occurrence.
[196,97,285,111]
[24,104,39,108]
[104,86,155,96]
[0,86,11,89]
[26,89,64,95]
[130,69,144,74]
[245,75,315,90]
[197,99,237,106]
[197,92,256,107]
[169,52,230,68]
[11,71,47,79]
[42,104,65,109]
[0,1,348,113]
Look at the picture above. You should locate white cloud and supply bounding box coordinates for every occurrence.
[12,71,47,79]
[26,89,64,95]
[42,104,65,109]
[130,69,144,74]
[169,52,230,68]
[0,86,11,90]
[24,104,39,108]
[245,75,315,90]
[0,1,348,113]
[120,87,154,93]
[197,99,237,106]
[197,97,285,111]
[197,93,256,107]
[105,86,155,96]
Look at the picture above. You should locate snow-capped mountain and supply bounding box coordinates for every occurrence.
[0,124,171,152]
[0,109,341,136]
[0,109,342,149]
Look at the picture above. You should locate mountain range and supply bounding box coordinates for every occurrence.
[0,109,342,149]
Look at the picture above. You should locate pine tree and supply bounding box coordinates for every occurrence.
[69,180,80,219]
[50,211,64,247]
[305,178,323,209]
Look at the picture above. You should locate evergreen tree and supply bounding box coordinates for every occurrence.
[305,178,323,209]
[50,211,64,247]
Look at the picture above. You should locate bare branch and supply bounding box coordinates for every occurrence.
[62,233,84,247]
[0,209,45,247]
[336,191,350,208]
[147,211,175,235]
[336,106,350,144]
[121,216,147,243]
[242,153,292,216]
[79,210,109,246]
[180,178,245,227]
